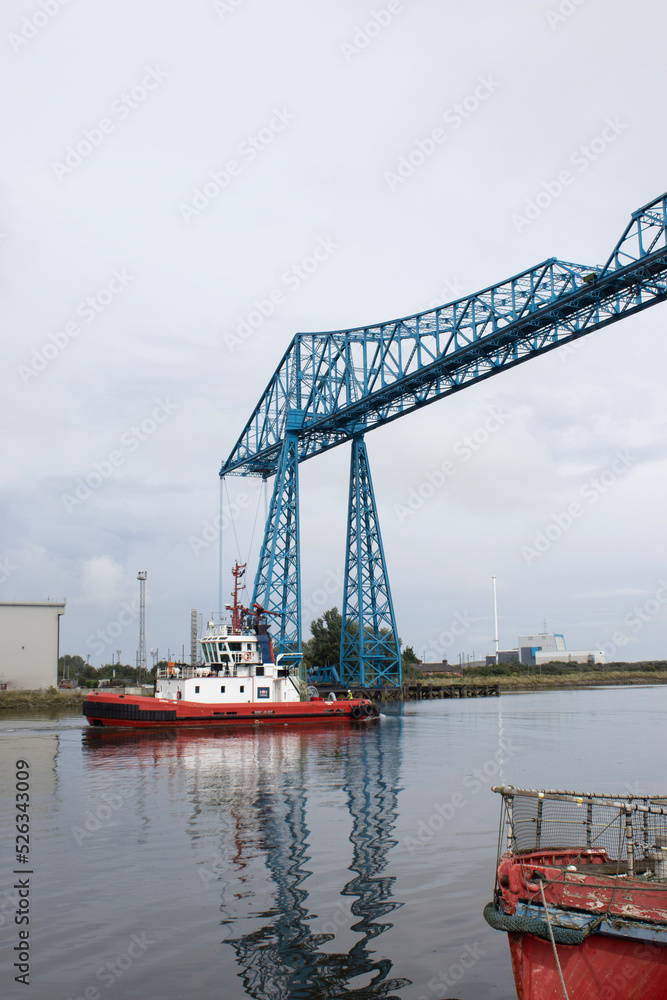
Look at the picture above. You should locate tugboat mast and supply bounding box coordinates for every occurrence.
[228,562,247,633]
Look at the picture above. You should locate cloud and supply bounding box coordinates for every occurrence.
[80,555,127,607]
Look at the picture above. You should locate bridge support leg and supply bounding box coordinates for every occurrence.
[252,430,302,663]
[340,436,401,688]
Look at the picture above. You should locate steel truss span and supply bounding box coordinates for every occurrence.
[222,192,667,479]
[220,192,667,686]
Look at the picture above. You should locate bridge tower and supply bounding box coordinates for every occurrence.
[340,436,400,687]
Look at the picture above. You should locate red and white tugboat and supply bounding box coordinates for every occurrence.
[83,563,379,729]
[484,785,667,1000]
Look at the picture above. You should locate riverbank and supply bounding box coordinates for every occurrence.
[3,673,667,711]
[0,689,87,710]
[436,670,667,691]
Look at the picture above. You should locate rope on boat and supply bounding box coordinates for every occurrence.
[539,880,570,1000]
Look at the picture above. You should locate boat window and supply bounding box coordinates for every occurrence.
[240,685,244,693]
[244,643,252,651]
[220,686,225,693]
[219,654,230,664]
[202,646,209,663]
[195,686,200,693]
[256,666,264,676]
[228,642,242,651]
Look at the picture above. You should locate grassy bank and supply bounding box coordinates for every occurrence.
[424,670,667,691]
[0,689,87,710]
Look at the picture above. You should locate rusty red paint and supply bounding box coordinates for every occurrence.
[495,849,667,999]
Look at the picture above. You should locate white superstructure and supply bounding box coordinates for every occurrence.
[155,620,301,704]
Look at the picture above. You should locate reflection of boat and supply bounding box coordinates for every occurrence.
[484,785,667,1000]
[83,563,378,729]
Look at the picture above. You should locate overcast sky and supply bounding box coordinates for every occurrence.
[2,0,667,668]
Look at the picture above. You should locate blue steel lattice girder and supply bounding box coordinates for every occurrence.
[250,429,301,660]
[220,192,667,479]
[340,437,401,688]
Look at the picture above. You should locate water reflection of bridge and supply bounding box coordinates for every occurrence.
[223,724,409,999]
[179,721,409,1000]
[82,718,410,998]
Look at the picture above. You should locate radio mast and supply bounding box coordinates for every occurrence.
[137,572,147,680]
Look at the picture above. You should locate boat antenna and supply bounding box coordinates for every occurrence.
[218,475,224,622]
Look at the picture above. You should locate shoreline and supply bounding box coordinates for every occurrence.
[2,672,667,710]
[444,671,667,692]
[0,690,87,710]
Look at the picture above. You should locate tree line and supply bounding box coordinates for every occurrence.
[58,654,165,687]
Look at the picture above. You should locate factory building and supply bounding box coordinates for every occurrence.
[518,633,604,666]
[0,601,66,690]
[485,632,605,667]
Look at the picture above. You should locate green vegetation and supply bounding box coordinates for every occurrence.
[0,688,86,710]
[463,659,667,678]
[303,608,343,670]
[58,655,158,687]
[401,645,421,679]
[303,607,409,677]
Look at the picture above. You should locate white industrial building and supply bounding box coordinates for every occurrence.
[518,633,604,667]
[0,601,66,690]
[486,632,605,667]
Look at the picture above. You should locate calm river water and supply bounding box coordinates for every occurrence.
[1,685,665,1000]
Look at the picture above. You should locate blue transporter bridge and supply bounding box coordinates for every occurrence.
[220,192,667,689]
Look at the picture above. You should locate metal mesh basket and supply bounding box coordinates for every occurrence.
[494,785,667,875]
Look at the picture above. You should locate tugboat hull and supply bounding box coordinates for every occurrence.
[83,693,378,728]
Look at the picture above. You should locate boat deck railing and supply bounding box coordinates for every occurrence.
[156,665,236,680]
[493,785,667,876]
